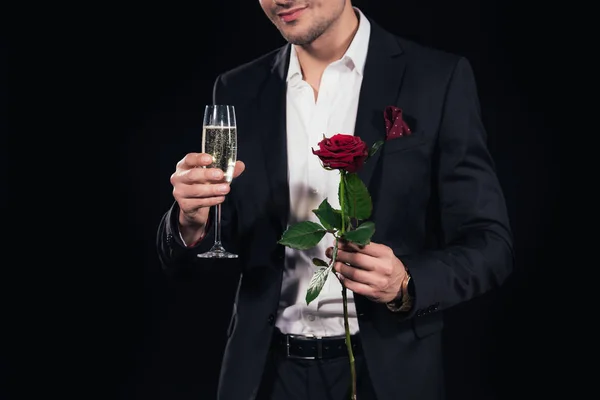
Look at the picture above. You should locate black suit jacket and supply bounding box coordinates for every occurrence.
[157,18,514,400]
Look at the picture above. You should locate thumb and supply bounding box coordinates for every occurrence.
[233,160,246,178]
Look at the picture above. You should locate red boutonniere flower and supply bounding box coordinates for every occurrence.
[384,105,412,140]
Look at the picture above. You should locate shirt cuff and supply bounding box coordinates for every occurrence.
[178,216,210,248]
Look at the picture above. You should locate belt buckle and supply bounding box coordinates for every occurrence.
[286,334,322,360]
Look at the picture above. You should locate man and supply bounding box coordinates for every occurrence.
[156,1,514,399]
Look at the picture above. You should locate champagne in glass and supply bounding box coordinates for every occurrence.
[203,125,237,184]
[197,105,238,259]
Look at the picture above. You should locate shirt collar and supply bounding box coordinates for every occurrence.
[286,7,371,83]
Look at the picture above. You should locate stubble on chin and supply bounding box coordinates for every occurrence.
[276,20,329,46]
[282,31,320,46]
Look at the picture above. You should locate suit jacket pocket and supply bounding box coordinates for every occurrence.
[382,131,428,154]
[411,312,443,339]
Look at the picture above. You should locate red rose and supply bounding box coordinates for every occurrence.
[311,134,368,173]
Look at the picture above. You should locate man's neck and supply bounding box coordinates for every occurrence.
[294,6,359,95]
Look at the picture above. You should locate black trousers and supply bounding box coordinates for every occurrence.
[255,347,378,400]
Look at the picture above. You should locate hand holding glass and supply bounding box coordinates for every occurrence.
[197,104,238,259]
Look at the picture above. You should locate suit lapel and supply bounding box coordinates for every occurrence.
[257,45,291,233]
[254,22,406,232]
[355,21,407,189]
[351,22,408,319]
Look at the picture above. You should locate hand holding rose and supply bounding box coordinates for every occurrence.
[279,131,396,400]
[326,241,407,304]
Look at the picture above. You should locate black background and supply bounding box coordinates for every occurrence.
[9,0,564,399]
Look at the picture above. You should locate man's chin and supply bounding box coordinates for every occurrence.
[284,37,310,46]
[279,29,316,46]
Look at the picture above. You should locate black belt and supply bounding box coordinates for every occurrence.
[271,329,361,360]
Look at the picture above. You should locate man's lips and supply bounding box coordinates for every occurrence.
[277,7,307,23]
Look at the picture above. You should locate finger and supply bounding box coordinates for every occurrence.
[179,166,225,185]
[177,153,214,170]
[334,262,373,285]
[175,182,231,200]
[338,240,389,258]
[337,275,375,298]
[232,161,245,179]
[325,245,359,259]
[334,248,376,271]
[179,196,226,212]
[325,246,334,258]
[325,246,374,270]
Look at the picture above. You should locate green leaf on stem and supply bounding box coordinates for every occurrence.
[340,173,372,221]
[312,199,342,231]
[278,221,327,250]
[306,264,333,305]
[312,257,329,267]
[342,221,375,246]
[332,208,350,228]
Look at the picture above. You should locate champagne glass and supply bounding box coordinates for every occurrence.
[197,104,238,259]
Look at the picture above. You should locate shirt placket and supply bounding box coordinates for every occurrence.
[308,67,342,197]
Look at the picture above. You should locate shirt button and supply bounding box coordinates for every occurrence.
[311,188,319,194]
[268,314,275,325]
[306,314,316,321]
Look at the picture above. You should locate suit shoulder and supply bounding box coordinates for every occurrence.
[216,46,285,91]
[396,36,470,75]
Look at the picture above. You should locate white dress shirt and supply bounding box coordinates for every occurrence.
[276,8,371,337]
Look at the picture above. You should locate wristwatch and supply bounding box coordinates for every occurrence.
[386,270,414,313]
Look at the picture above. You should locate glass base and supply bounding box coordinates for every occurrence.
[197,243,238,259]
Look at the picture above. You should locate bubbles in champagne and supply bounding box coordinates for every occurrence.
[202,125,238,182]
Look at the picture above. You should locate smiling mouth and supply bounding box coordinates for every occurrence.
[277,7,307,23]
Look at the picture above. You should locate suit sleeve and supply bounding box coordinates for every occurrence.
[156,74,239,278]
[401,57,515,318]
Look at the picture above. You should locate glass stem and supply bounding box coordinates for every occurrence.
[214,204,222,246]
